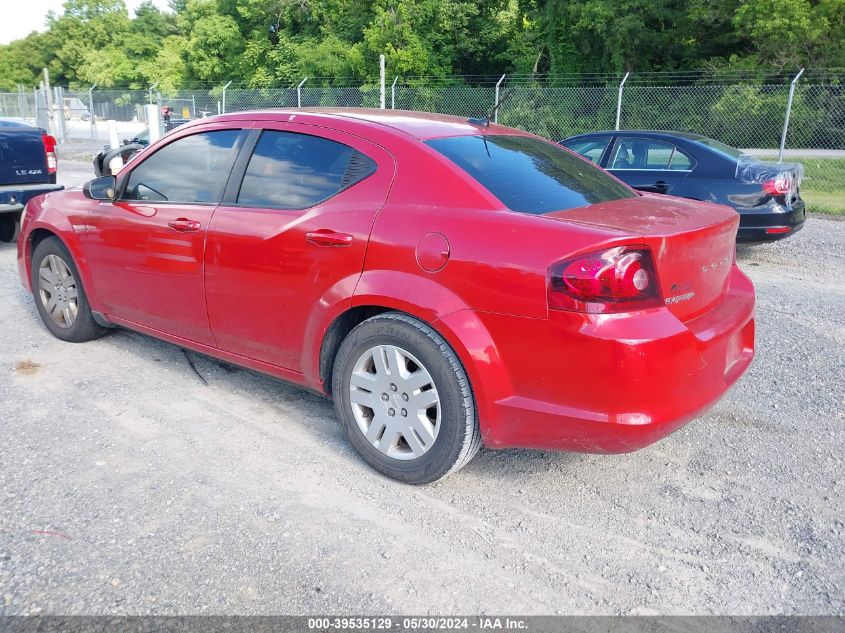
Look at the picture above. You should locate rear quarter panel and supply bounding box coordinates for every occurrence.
[357,139,640,439]
[671,140,743,205]
[359,139,635,320]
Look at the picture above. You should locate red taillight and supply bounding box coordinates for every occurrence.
[765,226,791,235]
[762,173,790,195]
[548,246,662,313]
[42,133,57,174]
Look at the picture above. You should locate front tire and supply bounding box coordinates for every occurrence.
[30,236,107,343]
[332,312,481,484]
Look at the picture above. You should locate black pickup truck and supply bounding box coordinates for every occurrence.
[0,118,63,242]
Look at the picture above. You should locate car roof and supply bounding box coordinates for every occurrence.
[207,108,521,141]
[564,130,712,142]
[0,117,35,129]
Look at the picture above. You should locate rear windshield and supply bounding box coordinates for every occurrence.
[426,134,635,214]
[692,137,744,160]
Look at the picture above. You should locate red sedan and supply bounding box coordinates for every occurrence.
[17,109,755,484]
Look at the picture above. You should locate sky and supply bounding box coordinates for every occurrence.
[1,0,172,45]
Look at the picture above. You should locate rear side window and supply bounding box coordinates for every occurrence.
[611,139,674,169]
[669,149,694,170]
[123,129,241,203]
[237,130,376,209]
[427,135,634,215]
[610,138,694,171]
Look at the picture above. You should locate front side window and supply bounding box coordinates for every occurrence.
[237,130,377,209]
[562,138,609,164]
[426,134,634,215]
[123,129,241,203]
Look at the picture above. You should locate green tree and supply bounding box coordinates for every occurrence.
[0,0,843,90]
[734,0,826,67]
[43,0,133,85]
[180,0,245,82]
[0,33,50,90]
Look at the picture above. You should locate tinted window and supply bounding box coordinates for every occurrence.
[563,138,609,163]
[237,130,376,209]
[610,139,680,170]
[693,137,744,160]
[123,129,240,203]
[426,135,634,215]
[669,149,694,170]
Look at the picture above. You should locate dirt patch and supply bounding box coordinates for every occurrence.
[14,360,40,375]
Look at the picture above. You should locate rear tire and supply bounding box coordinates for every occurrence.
[0,214,20,243]
[30,236,107,343]
[332,312,481,484]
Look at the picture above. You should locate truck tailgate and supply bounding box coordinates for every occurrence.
[0,129,50,185]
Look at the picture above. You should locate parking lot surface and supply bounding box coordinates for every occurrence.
[0,162,842,615]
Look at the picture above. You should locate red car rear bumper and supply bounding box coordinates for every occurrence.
[439,266,755,453]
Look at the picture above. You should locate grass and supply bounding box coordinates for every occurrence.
[791,158,845,215]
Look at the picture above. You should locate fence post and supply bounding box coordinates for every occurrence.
[18,85,28,119]
[779,68,804,163]
[221,80,233,113]
[53,87,61,140]
[391,76,398,109]
[56,86,69,143]
[493,74,506,122]
[296,77,307,108]
[42,68,55,136]
[88,83,97,153]
[379,55,386,109]
[54,86,67,142]
[148,82,159,105]
[615,72,630,131]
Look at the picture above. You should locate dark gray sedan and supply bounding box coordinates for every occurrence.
[561,130,806,243]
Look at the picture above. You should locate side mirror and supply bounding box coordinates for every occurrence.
[84,176,117,201]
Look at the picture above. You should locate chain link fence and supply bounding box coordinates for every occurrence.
[1,73,842,211]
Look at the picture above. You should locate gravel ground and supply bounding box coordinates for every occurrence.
[0,163,842,615]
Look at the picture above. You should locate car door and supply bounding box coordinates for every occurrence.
[204,123,394,371]
[82,125,246,345]
[606,137,695,194]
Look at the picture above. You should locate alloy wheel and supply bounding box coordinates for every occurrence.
[37,254,79,329]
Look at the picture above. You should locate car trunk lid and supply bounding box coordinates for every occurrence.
[736,154,804,206]
[546,194,739,321]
